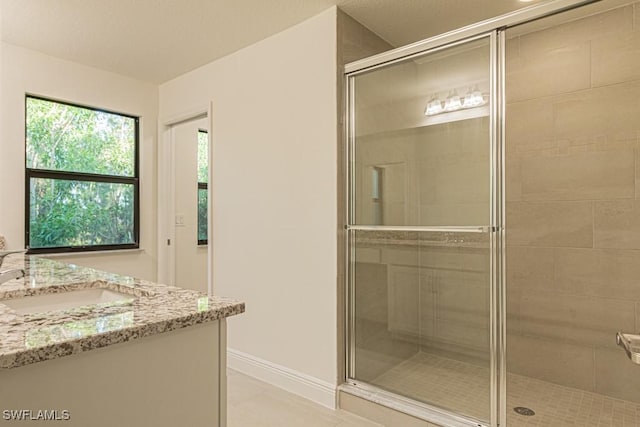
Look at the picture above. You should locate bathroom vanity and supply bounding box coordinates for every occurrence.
[0,255,244,427]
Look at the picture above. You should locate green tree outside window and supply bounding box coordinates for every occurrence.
[197,130,208,245]
[26,96,139,252]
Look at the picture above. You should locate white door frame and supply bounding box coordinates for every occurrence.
[157,102,214,296]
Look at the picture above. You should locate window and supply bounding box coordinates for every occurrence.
[25,95,139,253]
[197,130,208,245]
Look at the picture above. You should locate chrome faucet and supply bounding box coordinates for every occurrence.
[0,250,26,285]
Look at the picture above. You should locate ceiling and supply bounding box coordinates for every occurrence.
[0,0,583,84]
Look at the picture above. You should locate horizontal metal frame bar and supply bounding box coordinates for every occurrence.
[27,243,139,255]
[27,168,138,185]
[340,381,488,427]
[347,225,491,233]
[344,0,599,75]
[347,32,491,76]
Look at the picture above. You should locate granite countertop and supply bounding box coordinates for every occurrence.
[0,255,244,369]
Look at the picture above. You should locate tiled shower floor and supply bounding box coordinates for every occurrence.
[372,352,640,426]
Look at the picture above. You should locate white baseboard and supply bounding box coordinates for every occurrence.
[227,348,336,409]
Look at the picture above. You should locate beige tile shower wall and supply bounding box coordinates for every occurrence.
[506,2,640,403]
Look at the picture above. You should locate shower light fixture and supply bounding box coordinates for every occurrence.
[424,95,444,116]
[425,86,487,116]
[444,90,462,112]
[463,85,485,108]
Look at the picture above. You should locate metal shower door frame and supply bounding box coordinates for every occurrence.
[342,1,600,426]
[344,30,500,427]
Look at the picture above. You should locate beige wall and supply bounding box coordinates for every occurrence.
[506,2,640,402]
[337,10,392,65]
[0,43,159,281]
[159,8,338,390]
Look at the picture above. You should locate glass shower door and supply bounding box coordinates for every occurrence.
[346,34,496,424]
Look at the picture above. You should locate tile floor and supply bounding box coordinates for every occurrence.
[227,369,382,427]
[372,352,489,422]
[372,352,640,427]
[228,353,640,427]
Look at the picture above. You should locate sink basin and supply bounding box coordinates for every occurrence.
[1,288,135,314]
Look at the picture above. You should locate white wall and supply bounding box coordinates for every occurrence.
[159,7,338,399]
[0,43,158,281]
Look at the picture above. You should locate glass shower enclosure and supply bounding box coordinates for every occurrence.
[345,33,502,426]
[344,1,640,426]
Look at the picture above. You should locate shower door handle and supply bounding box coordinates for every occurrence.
[616,331,640,365]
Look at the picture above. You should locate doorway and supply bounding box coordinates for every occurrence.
[170,116,210,293]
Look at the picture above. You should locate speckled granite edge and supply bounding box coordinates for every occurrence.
[0,256,245,369]
[1,301,244,369]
